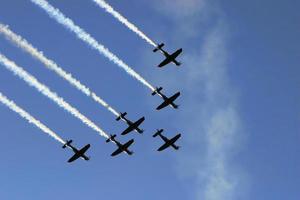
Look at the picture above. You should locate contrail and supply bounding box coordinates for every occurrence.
[0,91,65,144]
[0,24,119,117]
[91,0,156,47]
[0,53,109,139]
[31,0,156,91]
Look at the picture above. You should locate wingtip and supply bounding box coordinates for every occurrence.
[121,132,126,136]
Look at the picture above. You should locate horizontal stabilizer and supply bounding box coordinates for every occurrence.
[153,43,164,52]
[106,134,116,143]
[153,129,164,137]
[62,140,72,148]
[151,87,163,96]
[116,112,127,121]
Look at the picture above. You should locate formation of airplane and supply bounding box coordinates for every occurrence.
[106,134,134,156]
[60,43,183,162]
[153,129,181,151]
[116,112,145,135]
[1,0,186,163]
[152,87,181,110]
[63,140,91,163]
[153,43,183,68]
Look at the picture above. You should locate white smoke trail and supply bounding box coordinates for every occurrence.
[30,0,156,91]
[92,0,156,47]
[0,24,119,117]
[0,92,65,144]
[0,54,109,139]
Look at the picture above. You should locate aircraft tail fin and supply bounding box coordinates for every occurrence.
[153,129,164,137]
[153,43,164,52]
[63,140,72,148]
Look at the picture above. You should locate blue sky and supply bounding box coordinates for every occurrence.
[0,0,299,200]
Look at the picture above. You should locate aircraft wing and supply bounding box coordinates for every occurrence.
[68,153,81,163]
[169,93,180,109]
[169,134,181,146]
[123,139,134,149]
[136,127,143,134]
[158,57,172,68]
[134,117,145,133]
[111,148,124,157]
[121,126,134,135]
[157,142,171,151]
[169,92,181,102]
[171,49,183,61]
[79,144,91,155]
[156,100,169,110]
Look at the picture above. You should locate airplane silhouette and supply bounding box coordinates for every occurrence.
[152,87,180,110]
[62,140,90,163]
[153,43,182,68]
[153,129,181,151]
[106,134,134,156]
[116,112,145,135]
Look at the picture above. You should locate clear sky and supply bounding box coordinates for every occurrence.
[0,0,299,200]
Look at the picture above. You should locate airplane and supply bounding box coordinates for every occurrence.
[62,140,90,163]
[116,112,145,135]
[153,43,183,68]
[106,134,134,157]
[151,87,180,110]
[153,129,181,151]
